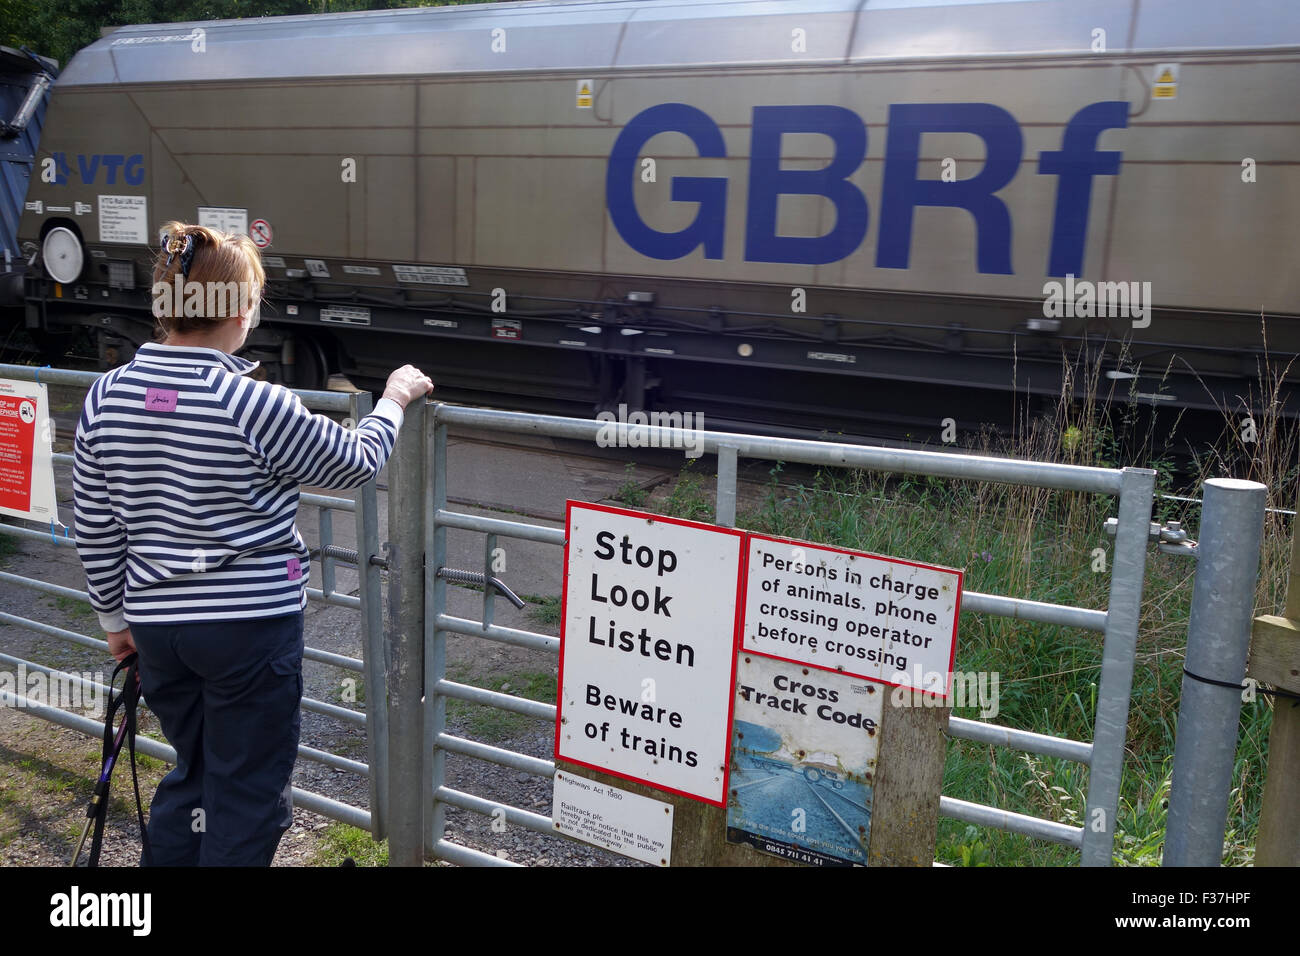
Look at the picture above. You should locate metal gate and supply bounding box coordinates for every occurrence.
[3,368,1262,866]
[0,363,388,839]
[386,400,1160,866]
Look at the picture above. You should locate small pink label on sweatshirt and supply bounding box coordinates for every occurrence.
[286,557,302,581]
[145,387,178,412]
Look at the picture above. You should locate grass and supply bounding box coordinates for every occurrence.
[613,462,649,509]
[0,531,20,567]
[0,717,172,863]
[444,664,557,743]
[335,676,366,706]
[522,594,562,628]
[50,595,97,625]
[311,821,388,867]
[659,457,713,521]
[646,345,1297,867]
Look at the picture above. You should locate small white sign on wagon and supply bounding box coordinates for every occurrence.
[742,534,962,697]
[555,502,744,806]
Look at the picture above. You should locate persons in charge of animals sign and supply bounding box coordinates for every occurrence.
[555,502,744,806]
[741,534,961,697]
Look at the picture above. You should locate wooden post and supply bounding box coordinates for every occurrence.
[1248,479,1300,866]
[869,697,950,866]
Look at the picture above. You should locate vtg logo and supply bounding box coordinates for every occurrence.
[42,152,146,187]
[606,101,1128,277]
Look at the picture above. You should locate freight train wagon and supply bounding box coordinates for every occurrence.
[1,45,56,344]
[11,0,1300,439]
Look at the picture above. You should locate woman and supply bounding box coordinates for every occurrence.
[72,221,433,866]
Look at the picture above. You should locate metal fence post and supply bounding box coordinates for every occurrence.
[425,407,449,856]
[1164,477,1266,866]
[384,398,427,865]
[1082,466,1155,866]
[716,444,738,528]
[351,390,389,841]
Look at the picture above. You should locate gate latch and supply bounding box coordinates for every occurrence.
[1103,517,1198,557]
[436,567,527,609]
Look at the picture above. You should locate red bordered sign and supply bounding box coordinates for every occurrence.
[741,533,962,698]
[555,501,745,807]
[249,219,272,248]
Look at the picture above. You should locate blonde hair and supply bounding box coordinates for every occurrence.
[152,220,266,337]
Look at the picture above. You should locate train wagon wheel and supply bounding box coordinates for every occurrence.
[282,333,330,391]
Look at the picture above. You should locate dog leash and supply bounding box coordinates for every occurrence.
[70,653,153,867]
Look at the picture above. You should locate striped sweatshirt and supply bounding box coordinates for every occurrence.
[73,342,404,631]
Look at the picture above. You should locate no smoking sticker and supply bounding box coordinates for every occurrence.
[250,219,272,248]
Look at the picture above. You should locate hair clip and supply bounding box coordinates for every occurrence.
[163,233,197,279]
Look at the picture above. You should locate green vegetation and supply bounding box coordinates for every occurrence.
[444,664,557,743]
[51,595,97,625]
[334,675,366,707]
[311,821,388,867]
[0,531,20,567]
[650,351,1297,866]
[3,0,510,72]
[658,457,713,522]
[522,593,562,628]
[613,463,649,509]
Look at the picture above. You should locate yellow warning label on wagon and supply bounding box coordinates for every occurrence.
[1152,63,1178,100]
[577,79,593,109]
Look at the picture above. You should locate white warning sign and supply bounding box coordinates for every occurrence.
[198,206,248,237]
[556,502,744,806]
[0,378,59,522]
[741,534,962,697]
[552,770,673,866]
[576,79,593,108]
[391,263,468,286]
[97,195,148,245]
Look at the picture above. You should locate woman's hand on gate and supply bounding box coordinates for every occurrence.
[382,365,434,410]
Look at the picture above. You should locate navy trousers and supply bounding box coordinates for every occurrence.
[129,611,304,867]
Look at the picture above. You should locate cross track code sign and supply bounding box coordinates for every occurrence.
[556,502,744,806]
